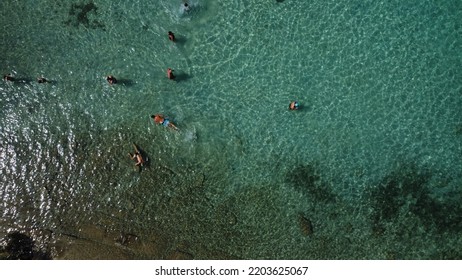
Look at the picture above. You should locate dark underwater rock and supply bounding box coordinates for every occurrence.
[116,233,139,246]
[3,232,51,260]
[299,214,314,236]
[64,2,105,29]
[4,232,34,260]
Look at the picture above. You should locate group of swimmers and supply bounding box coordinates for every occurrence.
[3,74,49,84]
[4,1,299,168]
[125,27,184,167]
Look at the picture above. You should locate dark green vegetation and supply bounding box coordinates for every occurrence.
[284,161,461,259]
[286,163,336,203]
[64,2,105,29]
[369,165,462,236]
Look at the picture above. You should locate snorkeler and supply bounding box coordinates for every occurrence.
[168,31,175,42]
[106,75,117,85]
[167,68,175,80]
[289,101,300,110]
[151,114,179,131]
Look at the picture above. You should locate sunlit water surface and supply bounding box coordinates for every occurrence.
[1,0,461,259]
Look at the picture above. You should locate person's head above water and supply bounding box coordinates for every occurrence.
[289,101,300,110]
[3,74,14,81]
[106,75,117,85]
[168,31,175,41]
[37,77,48,83]
[183,2,190,10]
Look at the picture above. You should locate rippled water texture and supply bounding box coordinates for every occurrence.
[1,0,461,259]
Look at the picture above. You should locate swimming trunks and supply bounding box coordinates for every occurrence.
[162,119,170,127]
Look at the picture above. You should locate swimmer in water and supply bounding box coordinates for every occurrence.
[3,74,14,82]
[289,101,300,110]
[168,31,175,42]
[106,75,117,85]
[167,68,175,80]
[37,77,48,83]
[128,151,145,167]
[151,114,179,131]
[182,2,191,12]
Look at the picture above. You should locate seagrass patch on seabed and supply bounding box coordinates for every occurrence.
[64,2,105,30]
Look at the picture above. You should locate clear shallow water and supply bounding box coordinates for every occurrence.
[1,0,461,259]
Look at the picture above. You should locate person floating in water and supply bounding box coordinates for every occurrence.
[128,145,145,167]
[167,68,175,80]
[128,151,144,167]
[289,101,300,110]
[3,74,14,82]
[106,75,117,85]
[151,114,179,130]
[168,31,175,42]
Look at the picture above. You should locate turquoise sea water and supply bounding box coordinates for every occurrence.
[1,0,461,259]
